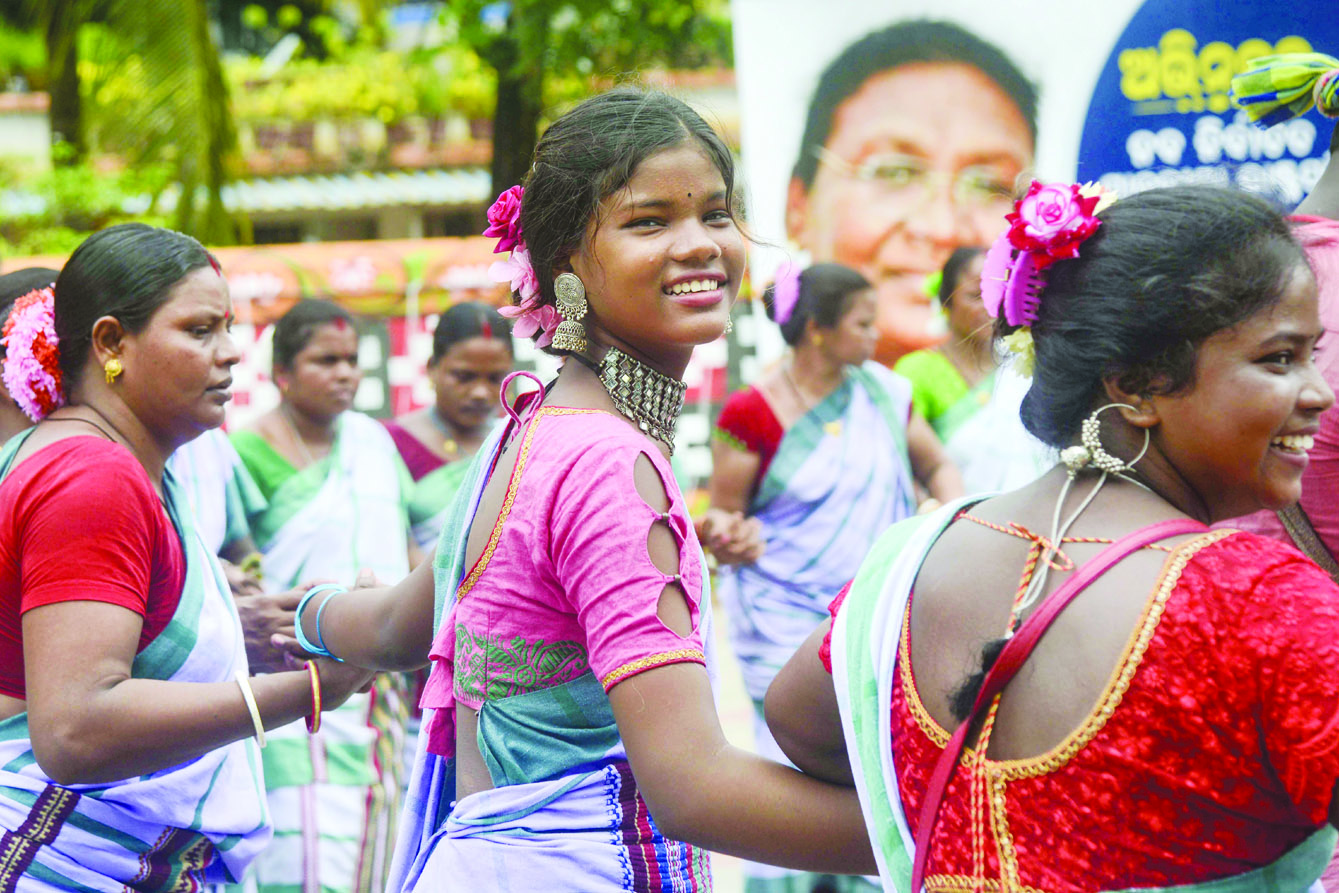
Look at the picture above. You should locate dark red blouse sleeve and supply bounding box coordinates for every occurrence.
[714,386,785,486]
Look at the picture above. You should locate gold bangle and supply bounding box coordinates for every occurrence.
[304,661,322,735]
[235,670,266,749]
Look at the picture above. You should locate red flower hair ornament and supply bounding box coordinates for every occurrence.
[1,287,65,420]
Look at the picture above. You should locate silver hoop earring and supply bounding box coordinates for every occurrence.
[1061,402,1151,476]
[551,272,588,353]
[1015,402,1153,617]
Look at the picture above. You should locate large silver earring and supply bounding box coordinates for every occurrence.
[1013,402,1152,618]
[551,272,588,353]
[1061,402,1150,475]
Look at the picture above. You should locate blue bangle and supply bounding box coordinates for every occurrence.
[296,584,346,661]
[313,587,346,663]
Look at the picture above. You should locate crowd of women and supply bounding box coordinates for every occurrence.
[0,48,1337,893]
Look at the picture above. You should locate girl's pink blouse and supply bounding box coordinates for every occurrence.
[423,406,707,735]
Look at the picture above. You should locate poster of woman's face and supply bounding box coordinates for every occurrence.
[784,23,1036,362]
[733,0,1339,365]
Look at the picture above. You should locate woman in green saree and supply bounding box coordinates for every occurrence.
[895,247,1048,494]
[232,299,416,893]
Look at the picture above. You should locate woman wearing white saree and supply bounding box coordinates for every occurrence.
[232,299,415,893]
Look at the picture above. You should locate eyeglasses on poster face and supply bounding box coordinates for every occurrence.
[813,146,1017,212]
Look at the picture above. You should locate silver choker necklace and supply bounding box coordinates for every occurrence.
[595,346,685,453]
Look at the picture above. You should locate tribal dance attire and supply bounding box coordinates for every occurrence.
[713,361,912,893]
[827,502,1339,892]
[233,412,413,893]
[389,397,715,892]
[0,433,270,892]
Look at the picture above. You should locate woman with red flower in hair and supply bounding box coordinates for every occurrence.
[0,224,373,892]
[767,179,1339,890]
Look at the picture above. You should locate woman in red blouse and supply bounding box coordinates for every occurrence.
[0,224,373,891]
[768,184,1339,891]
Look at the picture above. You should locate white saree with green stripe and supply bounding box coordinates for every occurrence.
[0,429,270,893]
[238,412,413,893]
[831,501,1335,893]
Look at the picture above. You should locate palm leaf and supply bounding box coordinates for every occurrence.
[97,0,240,243]
[17,0,242,243]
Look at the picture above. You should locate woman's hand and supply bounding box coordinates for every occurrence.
[701,508,765,565]
[234,586,301,674]
[312,657,377,709]
[222,558,264,596]
[705,435,765,563]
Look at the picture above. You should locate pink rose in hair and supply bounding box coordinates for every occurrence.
[483,185,525,254]
[488,246,540,304]
[1006,181,1102,270]
[498,296,559,349]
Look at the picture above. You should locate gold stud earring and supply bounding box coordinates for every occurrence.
[104,358,124,384]
[551,272,589,353]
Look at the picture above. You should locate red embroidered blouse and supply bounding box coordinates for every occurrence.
[826,530,1339,890]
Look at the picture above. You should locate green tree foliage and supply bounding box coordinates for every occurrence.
[439,0,733,197]
[5,0,243,244]
[0,156,172,257]
[0,20,46,89]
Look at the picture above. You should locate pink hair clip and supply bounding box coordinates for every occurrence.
[981,238,1045,327]
[771,262,803,325]
[981,181,1112,327]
